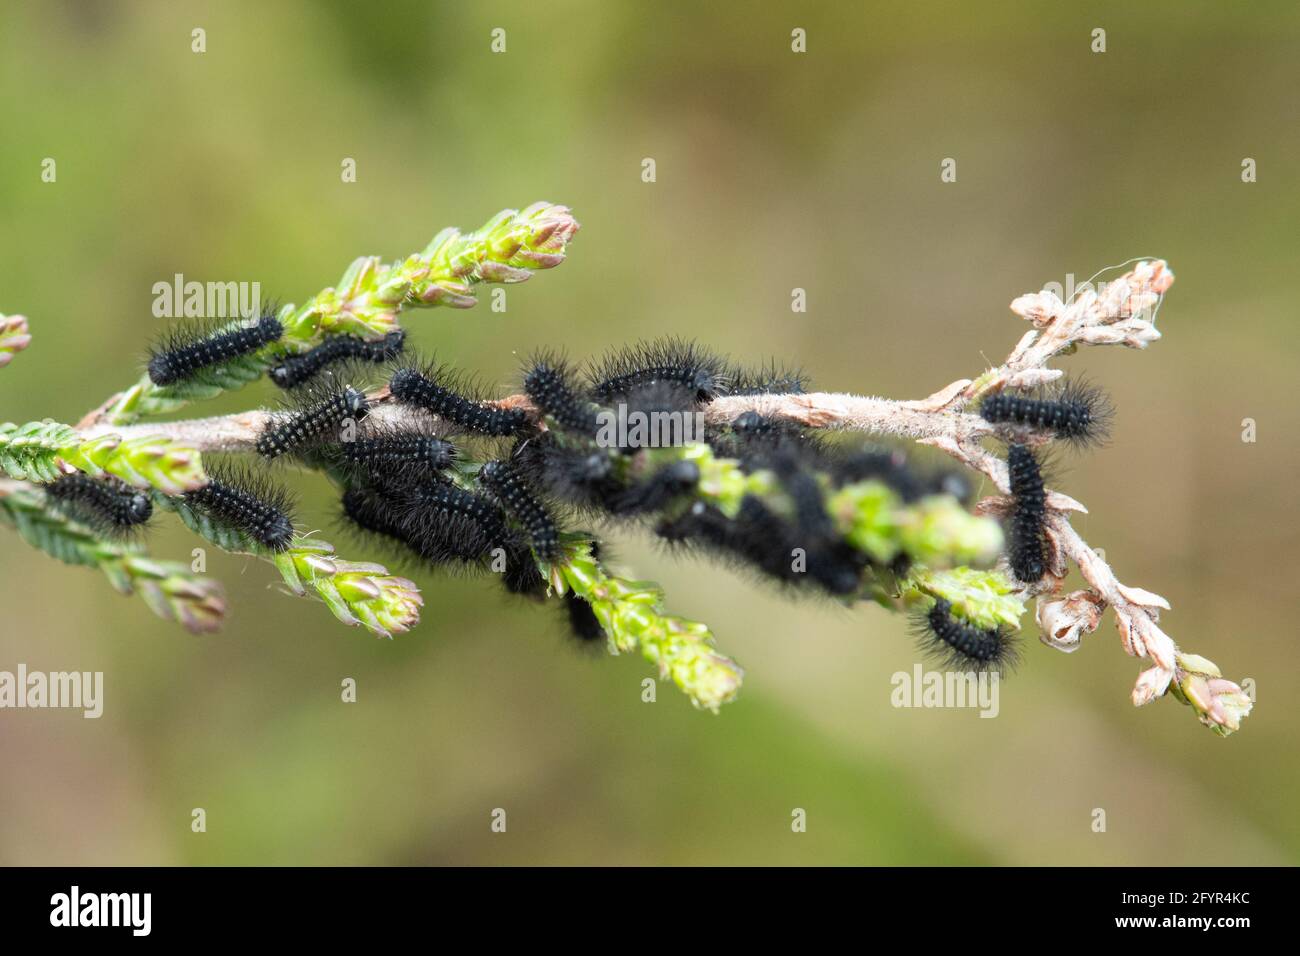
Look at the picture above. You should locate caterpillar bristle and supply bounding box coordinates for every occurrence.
[147,310,284,387]
[587,338,729,404]
[477,459,561,561]
[914,598,1019,672]
[980,378,1113,448]
[256,383,370,460]
[183,462,296,552]
[1006,442,1047,583]
[44,473,153,539]
[270,329,407,389]
[389,359,529,437]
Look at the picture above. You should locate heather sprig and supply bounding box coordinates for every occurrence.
[550,539,742,712]
[98,203,579,425]
[0,233,1250,735]
[162,492,419,639]
[0,483,225,634]
[1,419,207,494]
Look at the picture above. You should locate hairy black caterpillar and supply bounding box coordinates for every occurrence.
[916,598,1017,671]
[340,484,410,545]
[657,496,863,596]
[325,426,457,487]
[587,338,729,404]
[523,354,601,435]
[1006,442,1047,582]
[182,464,296,552]
[500,538,548,597]
[256,384,369,459]
[616,379,703,421]
[980,380,1112,447]
[269,329,406,389]
[563,591,605,644]
[608,459,700,515]
[726,360,809,396]
[147,311,283,386]
[715,412,828,474]
[44,473,152,538]
[389,364,528,437]
[513,434,700,519]
[343,481,513,571]
[399,481,513,563]
[478,459,560,561]
[826,444,972,504]
[512,435,621,512]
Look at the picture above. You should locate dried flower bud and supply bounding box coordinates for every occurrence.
[1036,589,1105,653]
[1132,665,1174,706]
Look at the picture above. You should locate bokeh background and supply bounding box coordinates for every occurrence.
[1,0,1296,865]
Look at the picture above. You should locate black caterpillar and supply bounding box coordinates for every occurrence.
[389,365,528,436]
[1006,442,1047,583]
[563,591,605,644]
[657,495,866,597]
[398,481,512,563]
[478,459,560,561]
[182,465,296,552]
[340,484,410,545]
[524,355,601,435]
[587,338,729,404]
[256,385,369,459]
[269,330,406,389]
[980,380,1111,447]
[726,360,809,396]
[326,427,456,487]
[147,312,283,387]
[918,598,1017,671]
[44,473,152,538]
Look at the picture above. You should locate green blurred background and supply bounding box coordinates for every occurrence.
[1,0,1297,865]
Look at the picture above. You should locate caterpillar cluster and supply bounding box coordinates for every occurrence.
[181,463,297,552]
[338,474,546,596]
[44,473,152,539]
[269,330,407,389]
[502,344,971,599]
[147,311,284,387]
[914,598,1018,672]
[136,326,1085,662]
[980,379,1111,448]
[328,426,552,602]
